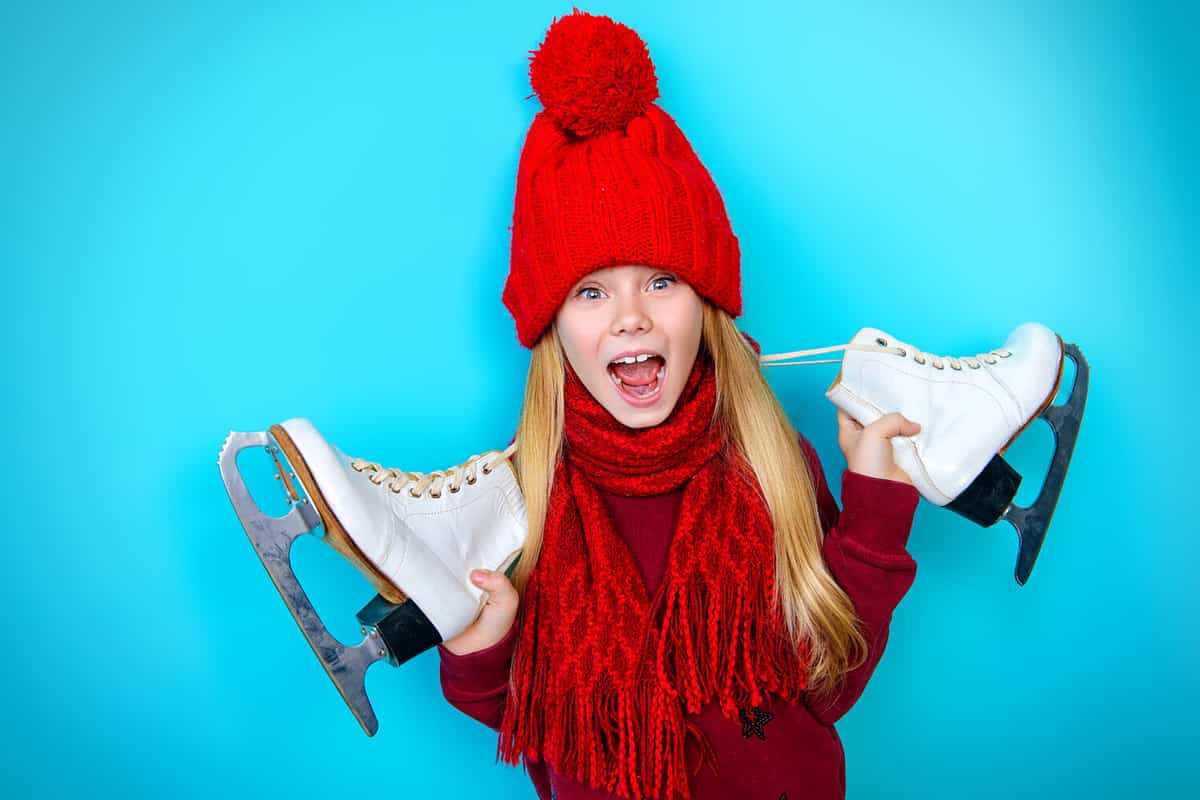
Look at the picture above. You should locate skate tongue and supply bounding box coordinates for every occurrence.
[609,356,662,386]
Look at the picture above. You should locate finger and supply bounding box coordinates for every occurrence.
[865,412,922,440]
[836,408,863,457]
[836,407,864,432]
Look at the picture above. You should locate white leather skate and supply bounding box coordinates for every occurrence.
[759,322,1088,585]
[218,419,525,736]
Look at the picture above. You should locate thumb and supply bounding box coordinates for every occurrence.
[471,568,518,608]
[866,412,922,440]
[442,568,520,654]
[836,407,865,432]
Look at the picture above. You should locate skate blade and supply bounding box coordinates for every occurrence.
[1001,342,1090,585]
[218,429,389,736]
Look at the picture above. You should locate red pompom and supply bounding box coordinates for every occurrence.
[529,8,660,139]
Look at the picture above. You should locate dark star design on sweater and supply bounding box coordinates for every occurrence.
[738,705,775,740]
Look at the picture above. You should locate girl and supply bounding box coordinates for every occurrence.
[439,10,922,800]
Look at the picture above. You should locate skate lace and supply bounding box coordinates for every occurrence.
[758,337,1011,371]
[349,441,518,499]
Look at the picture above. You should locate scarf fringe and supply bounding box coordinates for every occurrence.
[500,674,689,798]
[500,557,812,800]
[655,557,811,722]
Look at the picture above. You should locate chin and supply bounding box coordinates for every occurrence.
[607,403,672,429]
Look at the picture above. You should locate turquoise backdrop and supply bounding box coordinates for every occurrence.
[3,1,1195,797]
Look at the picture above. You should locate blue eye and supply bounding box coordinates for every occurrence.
[575,275,674,300]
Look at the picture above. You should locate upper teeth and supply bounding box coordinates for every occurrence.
[611,353,658,365]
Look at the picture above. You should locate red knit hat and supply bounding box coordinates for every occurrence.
[502,8,742,349]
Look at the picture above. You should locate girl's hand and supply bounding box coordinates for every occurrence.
[440,568,520,656]
[836,407,921,486]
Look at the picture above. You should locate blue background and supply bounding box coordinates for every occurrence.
[3,1,1195,797]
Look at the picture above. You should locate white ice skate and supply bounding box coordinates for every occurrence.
[218,419,525,735]
[760,322,1088,586]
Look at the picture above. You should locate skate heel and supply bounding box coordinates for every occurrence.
[946,454,1022,527]
[358,547,523,666]
[356,595,442,667]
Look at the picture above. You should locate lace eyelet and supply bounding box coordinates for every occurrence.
[482,466,492,475]
[369,475,383,485]
[875,337,888,347]
[466,476,477,485]
[431,491,441,499]
[969,362,980,369]
[449,485,460,494]
[951,364,962,370]
[915,355,926,365]
[934,363,944,370]
[999,351,1011,358]
[409,488,421,498]
[897,348,907,357]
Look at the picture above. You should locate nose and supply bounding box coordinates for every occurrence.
[610,291,652,337]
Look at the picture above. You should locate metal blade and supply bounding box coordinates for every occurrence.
[1002,343,1090,585]
[218,429,389,735]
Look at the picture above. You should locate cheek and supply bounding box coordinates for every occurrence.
[665,304,702,350]
[667,323,702,390]
[555,315,587,361]
[557,325,606,383]
[663,294,703,335]
[557,309,600,345]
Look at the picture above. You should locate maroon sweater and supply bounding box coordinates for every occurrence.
[438,435,919,799]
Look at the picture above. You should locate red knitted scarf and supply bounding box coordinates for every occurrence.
[498,343,812,799]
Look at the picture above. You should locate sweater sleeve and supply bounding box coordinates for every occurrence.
[437,622,554,799]
[436,618,519,732]
[796,433,920,727]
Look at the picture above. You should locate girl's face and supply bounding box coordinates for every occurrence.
[555,264,703,429]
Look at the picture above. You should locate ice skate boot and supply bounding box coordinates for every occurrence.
[758,322,1088,585]
[218,418,526,735]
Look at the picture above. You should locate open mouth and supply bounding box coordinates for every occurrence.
[606,352,667,405]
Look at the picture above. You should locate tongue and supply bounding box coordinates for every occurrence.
[610,356,662,386]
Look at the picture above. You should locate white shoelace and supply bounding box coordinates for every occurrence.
[759,337,1011,371]
[350,441,518,499]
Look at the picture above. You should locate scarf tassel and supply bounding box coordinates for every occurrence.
[684,719,720,777]
[501,680,690,799]
[499,558,811,800]
[657,557,811,723]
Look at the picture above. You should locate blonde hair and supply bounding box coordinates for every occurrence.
[507,301,868,700]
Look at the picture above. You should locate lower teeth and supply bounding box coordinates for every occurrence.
[625,377,658,397]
